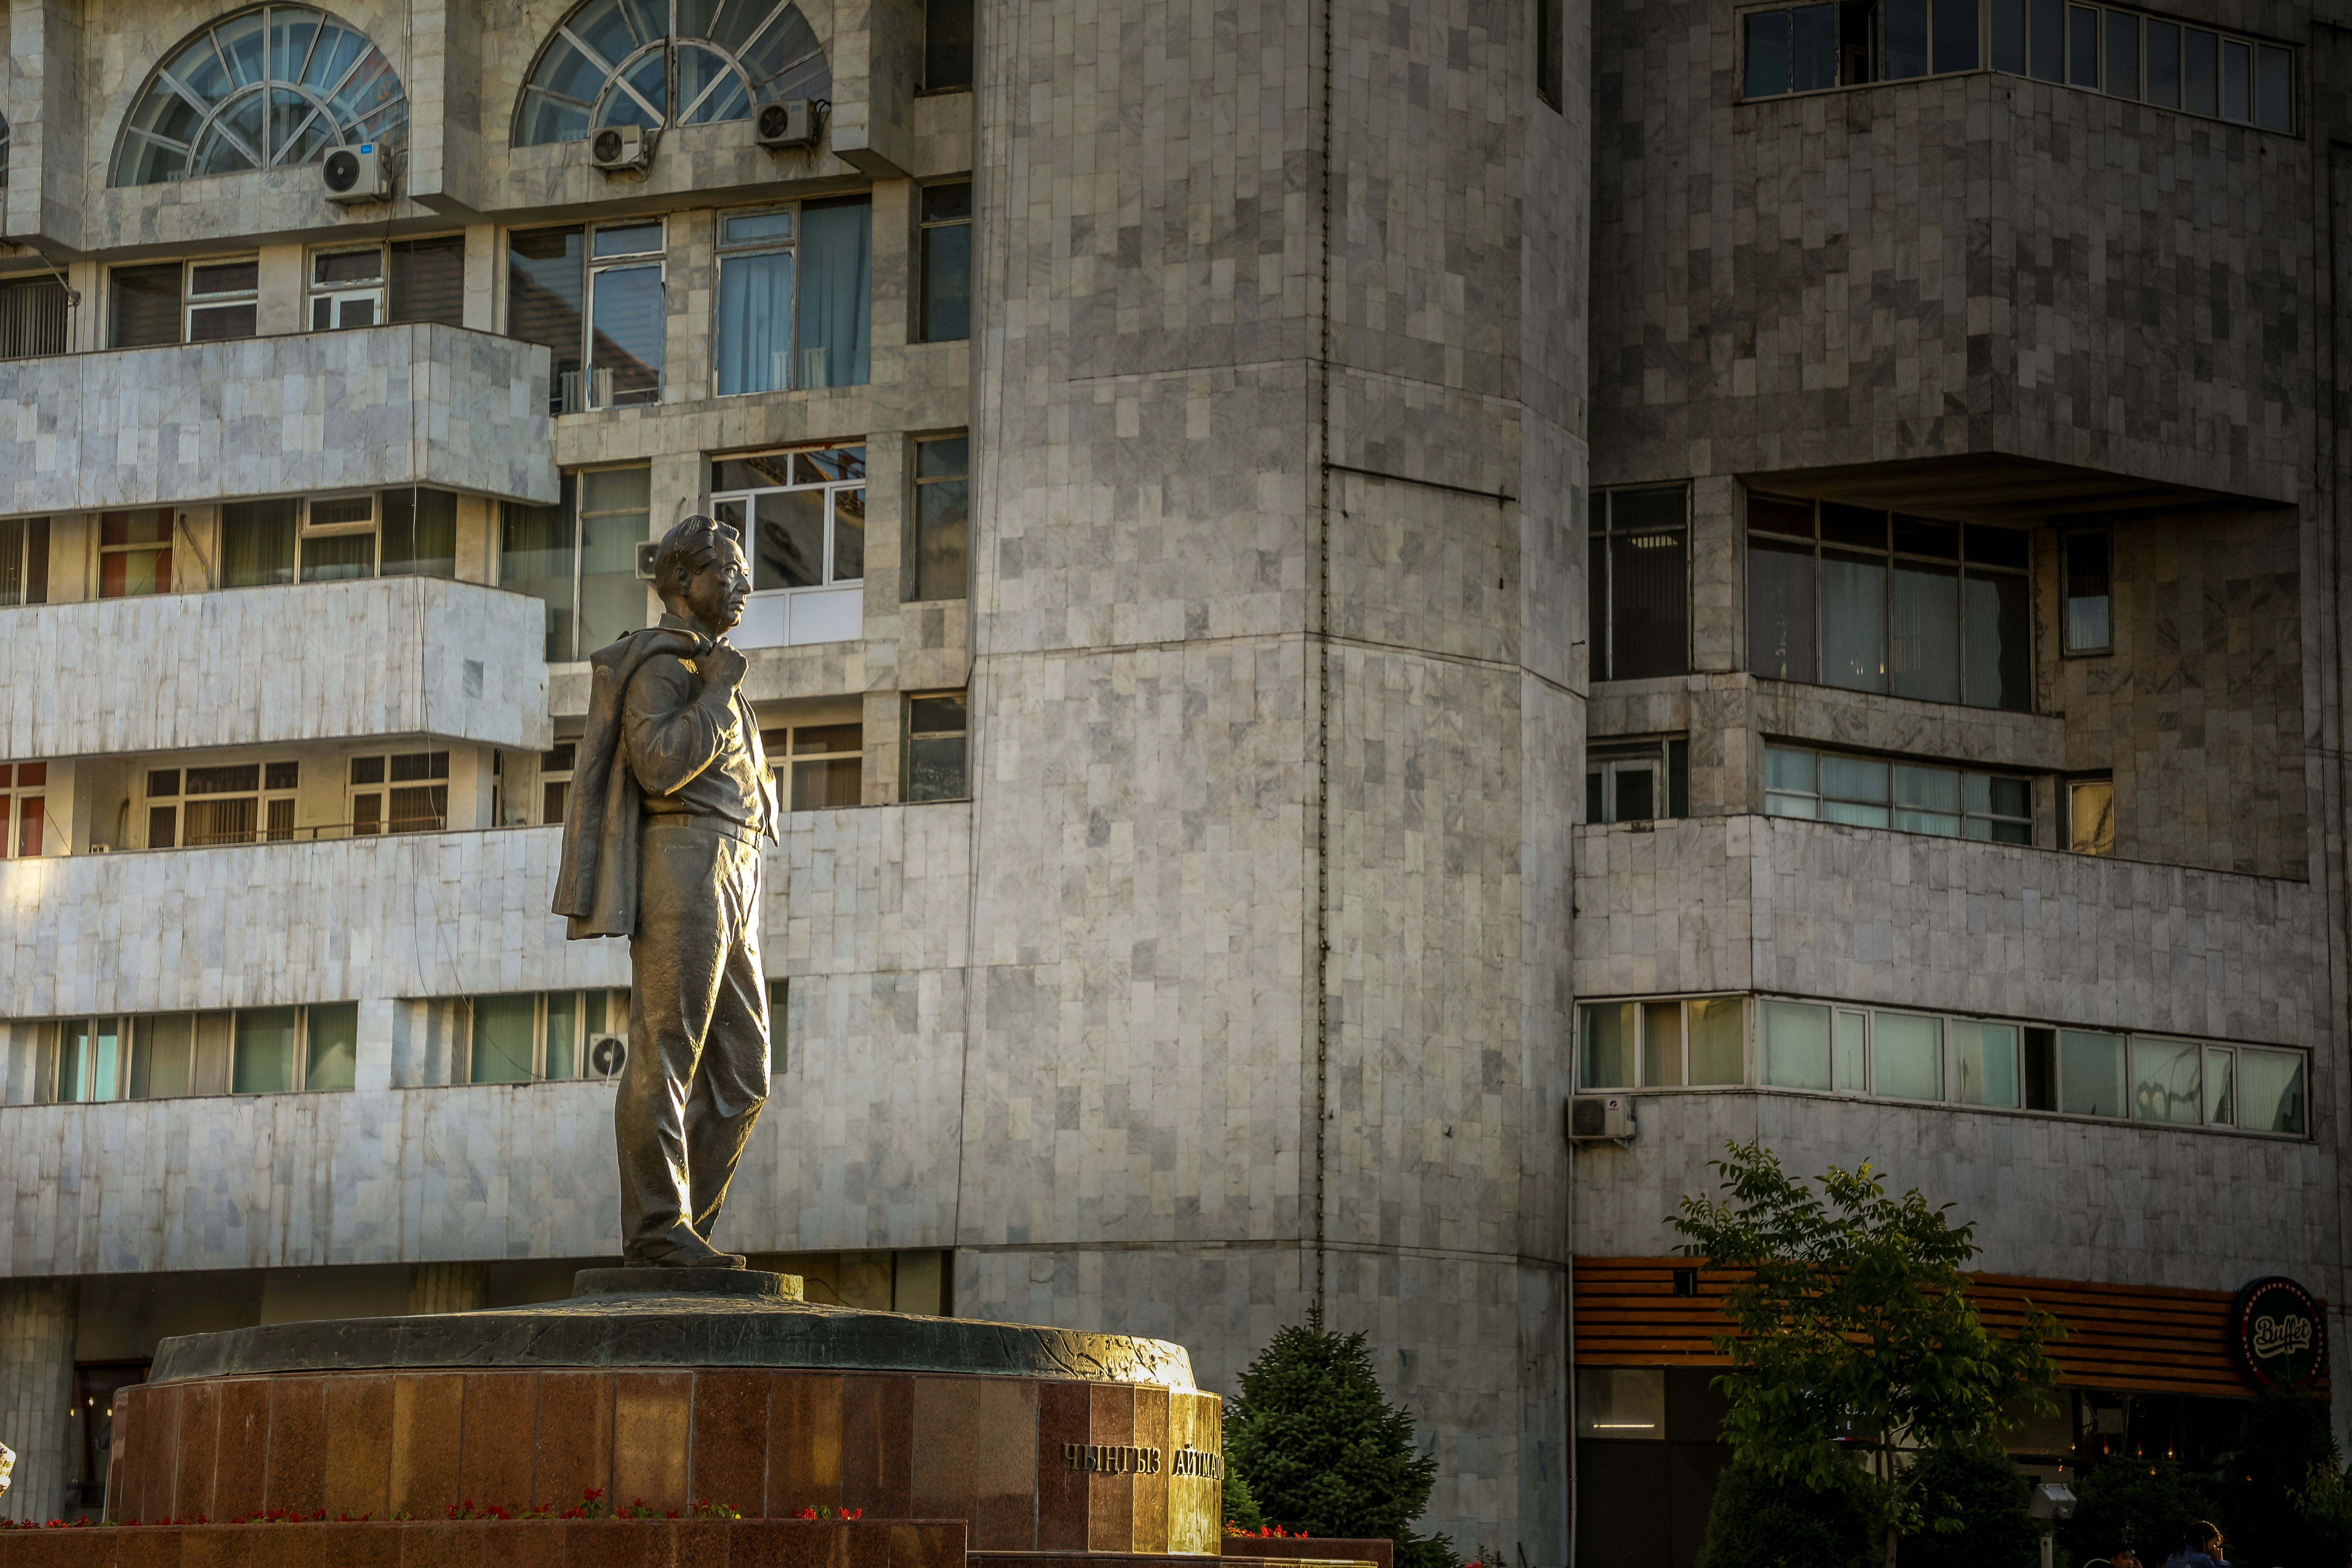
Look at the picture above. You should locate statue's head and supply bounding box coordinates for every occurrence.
[653,514,751,634]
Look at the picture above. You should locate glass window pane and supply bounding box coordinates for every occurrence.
[753,489,827,589]
[306,1002,358,1092]
[1762,1000,1830,1090]
[1889,560,1959,703]
[1610,526,1688,680]
[594,222,664,258]
[1581,1003,1635,1088]
[1820,754,1889,805]
[1821,552,1887,692]
[2059,1029,2126,1117]
[797,198,873,388]
[2184,28,2218,114]
[502,485,577,663]
[1951,1022,2018,1107]
[1688,998,1745,1084]
[717,249,795,396]
[2024,1027,2057,1109]
[920,217,973,343]
[2128,1037,2199,1124]
[2070,781,2114,855]
[1749,496,1814,538]
[1765,746,1816,795]
[792,756,863,810]
[589,263,663,405]
[2255,44,2290,131]
[233,1007,299,1094]
[1643,1001,1684,1088]
[1745,9,1791,96]
[915,472,970,603]
[300,530,375,583]
[1577,1367,1666,1439]
[1834,1009,1868,1091]
[545,991,579,1080]
[1819,503,1885,550]
[2030,0,2066,77]
[471,993,538,1084]
[1934,0,1980,71]
[2144,20,2179,104]
[925,0,975,88]
[1873,1012,1941,1100]
[580,478,649,654]
[2237,1047,2305,1135]
[2068,5,2100,85]
[2203,1046,2234,1125]
[1611,764,1656,823]
[1792,3,1837,88]
[390,234,467,327]
[381,488,457,579]
[58,1020,89,1102]
[1748,540,1817,682]
[1893,764,1962,836]
[1964,569,2032,712]
[2063,530,2111,651]
[832,488,866,582]
[134,1014,196,1100]
[2221,37,2250,120]
[1990,0,2025,71]
[111,263,184,349]
[1884,0,1929,76]
[724,210,794,245]
[507,227,587,402]
[2103,11,2138,97]
[908,735,968,801]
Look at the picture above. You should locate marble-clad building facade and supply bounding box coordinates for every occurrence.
[0,0,2342,1562]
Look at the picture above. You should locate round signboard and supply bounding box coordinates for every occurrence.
[2231,1276,2326,1390]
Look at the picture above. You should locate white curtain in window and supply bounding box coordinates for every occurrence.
[717,250,794,395]
[797,200,871,388]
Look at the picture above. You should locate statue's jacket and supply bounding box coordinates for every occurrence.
[552,622,777,939]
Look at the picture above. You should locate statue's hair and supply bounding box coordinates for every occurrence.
[653,514,737,595]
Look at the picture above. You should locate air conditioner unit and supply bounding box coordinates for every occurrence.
[322,143,391,203]
[755,99,820,150]
[591,124,656,173]
[635,541,660,580]
[1567,1094,1636,1143]
[588,1035,628,1079]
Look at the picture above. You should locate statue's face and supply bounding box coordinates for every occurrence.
[679,536,751,632]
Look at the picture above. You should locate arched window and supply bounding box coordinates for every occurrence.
[111,6,406,188]
[514,0,828,147]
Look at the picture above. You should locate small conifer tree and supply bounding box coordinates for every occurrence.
[1225,1309,1458,1568]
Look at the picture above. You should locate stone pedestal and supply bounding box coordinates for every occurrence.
[104,1273,1226,1557]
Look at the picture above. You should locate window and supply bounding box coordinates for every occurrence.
[905,692,969,802]
[0,517,48,605]
[1754,998,2308,1135]
[216,489,457,588]
[1536,0,1564,107]
[761,722,862,810]
[513,0,829,146]
[711,446,865,648]
[1576,1367,1664,1438]
[1985,0,2290,124]
[310,246,385,330]
[509,226,588,412]
[1587,737,1688,825]
[1590,486,1689,682]
[467,991,620,1084]
[1577,996,1745,1088]
[799,199,873,389]
[1742,0,1976,94]
[918,183,972,343]
[0,762,48,858]
[391,235,468,327]
[110,264,182,349]
[112,6,408,187]
[186,259,260,342]
[0,277,70,362]
[507,218,671,411]
[501,467,651,661]
[539,743,577,825]
[40,1004,353,1102]
[2063,530,2111,653]
[350,751,448,836]
[715,209,796,396]
[925,0,974,89]
[768,978,789,1073]
[169,761,300,847]
[705,201,878,397]
[1763,745,2033,844]
[98,511,173,598]
[1748,498,2030,712]
[2068,778,2113,855]
[910,434,970,602]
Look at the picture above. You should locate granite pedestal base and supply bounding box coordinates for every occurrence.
[105,1273,1225,1557]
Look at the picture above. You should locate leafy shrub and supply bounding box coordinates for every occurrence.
[1896,1447,2038,1568]
[1695,1459,1880,1568]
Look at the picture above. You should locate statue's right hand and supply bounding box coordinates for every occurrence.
[696,641,750,693]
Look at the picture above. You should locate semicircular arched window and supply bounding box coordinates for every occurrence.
[514,0,829,147]
[111,5,407,188]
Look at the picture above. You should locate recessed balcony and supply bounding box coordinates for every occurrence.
[0,576,553,761]
[0,324,558,516]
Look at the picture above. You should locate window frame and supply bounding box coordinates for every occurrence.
[904,689,971,803]
[0,761,50,859]
[711,444,870,598]
[183,255,262,343]
[0,517,50,606]
[713,206,799,397]
[1762,742,2035,845]
[173,759,301,848]
[759,719,865,811]
[2067,775,2114,855]
[1586,736,1690,825]
[1591,484,1692,683]
[1576,994,1751,1090]
[916,181,973,345]
[2062,527,2114,656]
[908,431,971,603]
[39,1003,356,1102]
[587,220,667,410]
[499,464,655,663]
[348,750,451,838]
[98,509,175,599]
[464,989,622,1085]
[309,243,388,332]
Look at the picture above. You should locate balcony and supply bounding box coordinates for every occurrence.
[1573,815,2324,1048]
[0,324,557,516]
[0,576,553,760]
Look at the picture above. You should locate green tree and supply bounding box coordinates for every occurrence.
[1895,1447,2038,1568]
[2227,1385,2335,1567]
[1669,1142,2064,1565]
[1225,1309,1457,1568]
[1696,1458,1881,1568]
[2058,1457,2213,1566]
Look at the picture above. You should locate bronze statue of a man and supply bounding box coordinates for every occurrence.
[553,515,777,1268]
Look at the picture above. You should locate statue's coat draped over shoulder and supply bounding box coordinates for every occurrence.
[552,623,707,939]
